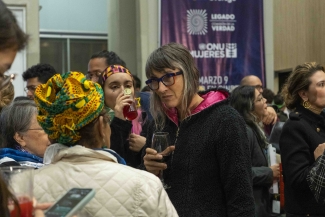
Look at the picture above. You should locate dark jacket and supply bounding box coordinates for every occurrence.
[279,104,325,215]
[247,126,274,217]
[109,113,148,168]
[142,89,255,217]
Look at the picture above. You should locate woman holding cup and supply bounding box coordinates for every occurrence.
[98,65,146,167]
[142,43,255,216]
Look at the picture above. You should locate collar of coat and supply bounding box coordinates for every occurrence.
[43,143,119,165]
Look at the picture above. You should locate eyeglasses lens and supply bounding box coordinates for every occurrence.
[162,75,174,86]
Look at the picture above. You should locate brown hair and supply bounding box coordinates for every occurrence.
[0,175,20,216]
[0,0,28,50]
[0,77,14,112]
[281,62,325,110]
[77,109,110,148]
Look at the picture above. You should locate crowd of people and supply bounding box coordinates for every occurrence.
[3,0,325,216]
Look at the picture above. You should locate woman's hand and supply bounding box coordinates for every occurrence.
[314,143,325,160]
[114,92,133,120]
[270,163,280,180]
[33,202,52,217]
[263,107,277,125]
[129,133,146,152]
[143,146,175,176]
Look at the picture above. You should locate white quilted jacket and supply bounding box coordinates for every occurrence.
[29,145,178,217]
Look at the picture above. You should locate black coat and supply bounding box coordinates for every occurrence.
[247,126,274,217]
[141,89,255,217]
[109,116,142,167]
[279,104,325,215]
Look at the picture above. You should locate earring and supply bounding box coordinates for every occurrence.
[102,138,107,149]
[303,100,311,109]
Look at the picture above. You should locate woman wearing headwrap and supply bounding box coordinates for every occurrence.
[99,65,146,167]
[18,71,177,217]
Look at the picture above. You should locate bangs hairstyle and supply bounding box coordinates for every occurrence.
[145,43,200,130]
[281,62,325,110]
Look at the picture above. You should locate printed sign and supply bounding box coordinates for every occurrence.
[161,0,265,90]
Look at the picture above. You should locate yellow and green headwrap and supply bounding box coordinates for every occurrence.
[34,71,104,146]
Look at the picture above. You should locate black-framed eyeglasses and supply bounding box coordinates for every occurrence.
[145,71,183,90]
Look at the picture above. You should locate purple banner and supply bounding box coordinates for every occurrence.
[160,0,265,90]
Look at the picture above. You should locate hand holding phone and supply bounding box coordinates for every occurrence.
[44,188,95,217]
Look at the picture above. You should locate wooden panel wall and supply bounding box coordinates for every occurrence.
[274,0,325,70]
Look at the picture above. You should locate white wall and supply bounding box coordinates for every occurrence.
[263,0,275,91]
[39,0,108,33]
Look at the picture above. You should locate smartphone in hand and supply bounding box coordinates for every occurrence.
[44,188,95,217]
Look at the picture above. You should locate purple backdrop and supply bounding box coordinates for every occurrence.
[160,0,265,90]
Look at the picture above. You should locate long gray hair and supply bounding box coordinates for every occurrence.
[145,43,200,130]
[0,100,37,149]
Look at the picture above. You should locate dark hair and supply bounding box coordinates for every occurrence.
[77,109,110,148]
[0,175,20,217]
[230,85,268,149]
[0,0,28,50]
[14,96,31,102]
[22,63,57,83]
[145,42,200,130]
[273,93,284,105]
[132,74,141,89]
[141,86,151,92]
[90,50,126,67]
[262,88,275,104]
[282,62,325,110]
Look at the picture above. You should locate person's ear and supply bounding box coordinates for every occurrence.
[298,90,308,102]
[98,116,105,138]
[13,132,26,147]
[98,116,110,148]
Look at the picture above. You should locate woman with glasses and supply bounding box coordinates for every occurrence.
[142,42,254,216]
[0,100,51,168]
[230,85,280,217]
[11,71,177,217]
